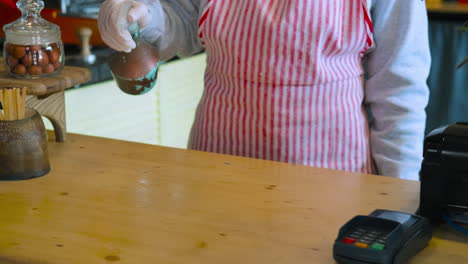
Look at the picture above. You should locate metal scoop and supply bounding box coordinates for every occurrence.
[108,24,160,95]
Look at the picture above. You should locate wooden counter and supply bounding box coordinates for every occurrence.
[0,134,467,263]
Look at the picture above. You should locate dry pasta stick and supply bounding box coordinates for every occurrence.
[16,88,21,120]
[12,88,18,120]
[21,87,27,119]
[3,89,10,120]
[0,89,4,121]
[1,89,6,121]
[8,89,14,121]
[15,88,22,119]
[2,89,7,121]
[0,88,28,120]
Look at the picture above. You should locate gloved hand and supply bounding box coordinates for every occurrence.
[98,0,151,52]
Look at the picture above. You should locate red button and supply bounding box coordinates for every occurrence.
[343,237,356,244]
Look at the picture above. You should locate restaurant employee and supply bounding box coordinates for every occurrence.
[98,0,431,180]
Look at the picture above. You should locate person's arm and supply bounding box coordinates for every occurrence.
[364,0,431,180]
[138,0,205,61]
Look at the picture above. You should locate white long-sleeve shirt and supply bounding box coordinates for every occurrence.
[138,0,431,180]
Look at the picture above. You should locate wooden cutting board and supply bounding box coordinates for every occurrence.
[0,57,92,97]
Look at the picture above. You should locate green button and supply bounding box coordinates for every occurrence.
[371,243,385,250]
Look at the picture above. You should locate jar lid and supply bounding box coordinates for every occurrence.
[3,0,61,45]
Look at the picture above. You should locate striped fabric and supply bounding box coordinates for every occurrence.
[189,0,374,173]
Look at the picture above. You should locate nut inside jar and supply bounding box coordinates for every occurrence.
[4,43,62,77]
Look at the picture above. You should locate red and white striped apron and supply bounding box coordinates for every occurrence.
[190,0,375,173]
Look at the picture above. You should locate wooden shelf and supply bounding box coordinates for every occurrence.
[0,58,91,97]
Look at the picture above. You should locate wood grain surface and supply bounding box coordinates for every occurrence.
[26,91,66,142]
[0,134,466,263]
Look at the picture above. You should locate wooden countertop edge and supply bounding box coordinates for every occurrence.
[48,132,417,185]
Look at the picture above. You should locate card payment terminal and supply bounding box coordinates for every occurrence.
[333,209,432,264]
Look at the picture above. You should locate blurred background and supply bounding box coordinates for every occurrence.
[0,0,467,148]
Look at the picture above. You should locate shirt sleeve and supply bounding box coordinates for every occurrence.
[364,0,431,180]
[137,0,206,61]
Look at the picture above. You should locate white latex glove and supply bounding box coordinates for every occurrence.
[98,0,151,52]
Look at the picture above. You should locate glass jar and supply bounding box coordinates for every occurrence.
[2,0,64,78]
[108,24,160,95]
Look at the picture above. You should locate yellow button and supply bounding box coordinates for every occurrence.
[354,242,369,248]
